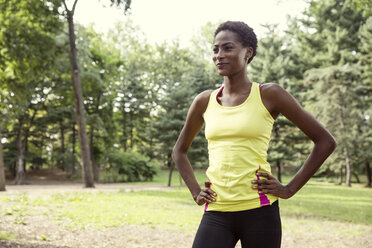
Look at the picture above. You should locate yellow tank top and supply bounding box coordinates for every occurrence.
[203,82,278,211]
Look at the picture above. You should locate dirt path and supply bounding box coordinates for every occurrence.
[1,180,372,248]
[1,182,193,248]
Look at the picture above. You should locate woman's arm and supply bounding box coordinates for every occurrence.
[252,84,337,199]
[172,90,216,205]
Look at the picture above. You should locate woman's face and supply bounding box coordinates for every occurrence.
[212,30,251,77]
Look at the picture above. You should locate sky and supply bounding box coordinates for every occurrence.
[71,0,308,47]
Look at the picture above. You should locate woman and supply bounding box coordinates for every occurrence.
[172,21,336,248]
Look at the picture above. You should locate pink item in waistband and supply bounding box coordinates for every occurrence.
[256,165,270,206]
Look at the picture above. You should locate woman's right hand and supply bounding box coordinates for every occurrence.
[195,181,217,205]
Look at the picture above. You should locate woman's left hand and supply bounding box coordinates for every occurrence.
[251,172,294,199]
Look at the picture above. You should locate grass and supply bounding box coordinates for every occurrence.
[0,231,16,240]
[30,189,203,233]
[100,168,209,186]
[281,181,372,223]
[0,170,371,234]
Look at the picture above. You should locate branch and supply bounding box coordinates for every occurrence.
[61,0,69,11]
[71,0,79,14]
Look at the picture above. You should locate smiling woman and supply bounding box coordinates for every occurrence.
[172,20,336,248]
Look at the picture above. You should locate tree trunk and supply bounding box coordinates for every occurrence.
[167,153,174,187]
[23,131,29,171]
[0,130,6,191]
[90,124,99,182]
[338,165,343,185]
[60,121,66,171]
[130,111,133,149]
[338,106,351,187]
[23,108,36,171]
[15,117,26,185]
[343,147,351,187]
[276,159,281,183]
[366,161,371,187]
[61,125,65,153]
[352,172,360,183]
[122,107,127,151]
[72,122,76,172]
[66,7,94,188]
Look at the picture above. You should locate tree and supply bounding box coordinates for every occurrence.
[305,65,362,187]
[0,129,6,191]
[346,0,372,16]
[290,0,367,186]
[358,16,372,186]
[0,0,63,184]
[60,0,131,187]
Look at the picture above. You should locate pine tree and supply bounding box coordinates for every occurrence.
[294,0,368,186]
[357,16,372,186]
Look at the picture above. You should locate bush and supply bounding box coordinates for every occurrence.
[104,150,158,182]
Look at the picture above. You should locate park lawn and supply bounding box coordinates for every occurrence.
[100,168,209,186]
[0,170,371,235]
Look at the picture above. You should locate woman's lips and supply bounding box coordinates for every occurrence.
[216,63,228,69]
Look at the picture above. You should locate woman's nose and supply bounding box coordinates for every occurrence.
[215,50,224,60]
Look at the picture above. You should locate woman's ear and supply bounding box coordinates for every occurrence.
[245,47,253,61]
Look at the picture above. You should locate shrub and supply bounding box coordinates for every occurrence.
[104,150,158,182]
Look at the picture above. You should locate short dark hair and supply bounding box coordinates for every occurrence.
[214,21,257,64]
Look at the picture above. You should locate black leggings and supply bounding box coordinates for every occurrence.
[192,201,281,248]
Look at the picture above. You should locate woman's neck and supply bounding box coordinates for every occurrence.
[223,73,251,95]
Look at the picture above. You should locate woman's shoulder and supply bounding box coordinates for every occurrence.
[194,89,214,106]
[259,82,284,93]
[259,83,287,100]
[258,83,291,119]
[189,89,215,116]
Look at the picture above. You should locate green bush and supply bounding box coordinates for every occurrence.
[104,150,158,182]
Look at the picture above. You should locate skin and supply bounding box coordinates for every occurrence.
[172,30,337,206]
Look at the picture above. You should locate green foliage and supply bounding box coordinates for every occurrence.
[104,150,158,182]
[0,0,370,185]
[287,0,370,185]
[305,65,362,173]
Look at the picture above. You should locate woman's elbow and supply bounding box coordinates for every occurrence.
[172,145,184,162]
[326,134,337,154]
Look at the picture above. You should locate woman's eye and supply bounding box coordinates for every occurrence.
[213,48,218,54]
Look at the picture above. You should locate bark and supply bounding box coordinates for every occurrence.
[366,161,371,187]
[60,121,66,170]
[64,2,94,188]
[339,106,351,187]
[122,107,127,151]
[61,122,65,153]
[276,159,281,183]
[167,153,174,187]
[352,172,360,183]
[0,130,6,191]
[15,117,26,185]
[23,135,28,171]
[343,147,351,187]
[338,165,343,185]
[129,111,133,149]
[23,108,37,170]
[72,122,76,170]
[90,124,99,182]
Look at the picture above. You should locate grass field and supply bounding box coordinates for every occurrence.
[0,169,371,247]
